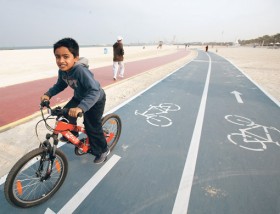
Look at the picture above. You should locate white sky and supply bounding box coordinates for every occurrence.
[0,0,279,47]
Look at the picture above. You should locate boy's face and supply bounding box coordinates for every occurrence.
[54,47,79,71]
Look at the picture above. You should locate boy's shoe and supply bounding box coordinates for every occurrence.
[113,77,117,81]
[60,132,79,142]
[119,74,124,78]
[94,148,110,164]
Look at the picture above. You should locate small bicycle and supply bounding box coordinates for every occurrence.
[225,115,280,151]
[4,100,121,208]
[135,103,180,127]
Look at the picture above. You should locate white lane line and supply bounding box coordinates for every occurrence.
[0,174,7,186]
[52,155,121,214]
[172,52,212,214]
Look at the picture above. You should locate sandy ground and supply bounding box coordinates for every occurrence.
[0,45,279,178]
[215,46,280,102]
[0,45,179,87]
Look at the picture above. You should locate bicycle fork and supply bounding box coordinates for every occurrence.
[38,133,59,181]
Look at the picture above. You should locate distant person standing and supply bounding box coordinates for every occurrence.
[157,41,163,49]
[205,45,208,52]
[113,36,125,80]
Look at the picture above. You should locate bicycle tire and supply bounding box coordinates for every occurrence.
[147,115,172,127]
[4,147,68,208]
[102,113,122,150]
[225,115,254,126]
[159,103,180,111]
[227,133,266,151]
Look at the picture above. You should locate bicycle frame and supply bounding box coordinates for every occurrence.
[54,120,86,145]
[135,103,181,127]
[225,114,280,151]
[135,105,167,118]
[241,125,274,144]
[51,117,91,154]
[53,119,116,153]
[38,101,118,155]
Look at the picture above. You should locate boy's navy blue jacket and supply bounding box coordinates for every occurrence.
[45,58,104,112]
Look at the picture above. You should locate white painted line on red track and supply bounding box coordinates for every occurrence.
[172,53,212,214]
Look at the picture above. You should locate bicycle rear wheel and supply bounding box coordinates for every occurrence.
[102,113,122,150]
[4,147,68,208]
[225,115,254,126]
[159,103,180,111]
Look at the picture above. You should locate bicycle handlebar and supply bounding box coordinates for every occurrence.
[40,100,83,118]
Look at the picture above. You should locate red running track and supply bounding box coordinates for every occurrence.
[0,49,190,128]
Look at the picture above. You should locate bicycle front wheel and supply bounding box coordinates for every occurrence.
[147,115,172,127]
[225,115,254,126]
[227,133,266,151]
[4,147,68,208]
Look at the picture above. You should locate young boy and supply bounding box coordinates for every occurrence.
[41,38,109,164]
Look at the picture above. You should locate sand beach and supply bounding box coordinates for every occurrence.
[216,46,280,102]
[0,45,279,178]
[0,45,179,87]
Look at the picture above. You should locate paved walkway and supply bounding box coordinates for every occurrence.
[0,49,190,129]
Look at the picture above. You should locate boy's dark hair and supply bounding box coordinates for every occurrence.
[53,38,79,57]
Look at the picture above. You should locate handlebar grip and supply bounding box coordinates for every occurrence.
[51,108,83,117]
[63,108,83,117]
[41,100,50,108]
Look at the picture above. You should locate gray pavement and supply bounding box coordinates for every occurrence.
[1,50,279,214]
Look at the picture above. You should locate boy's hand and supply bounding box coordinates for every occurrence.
[41,95,50,101]
[69,107,83,118]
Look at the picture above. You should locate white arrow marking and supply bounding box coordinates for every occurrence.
[231,91,244,104]
[45,155,121,214]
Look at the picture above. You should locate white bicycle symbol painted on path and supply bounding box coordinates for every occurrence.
[135,103,181,127]
[225,115,280,151]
